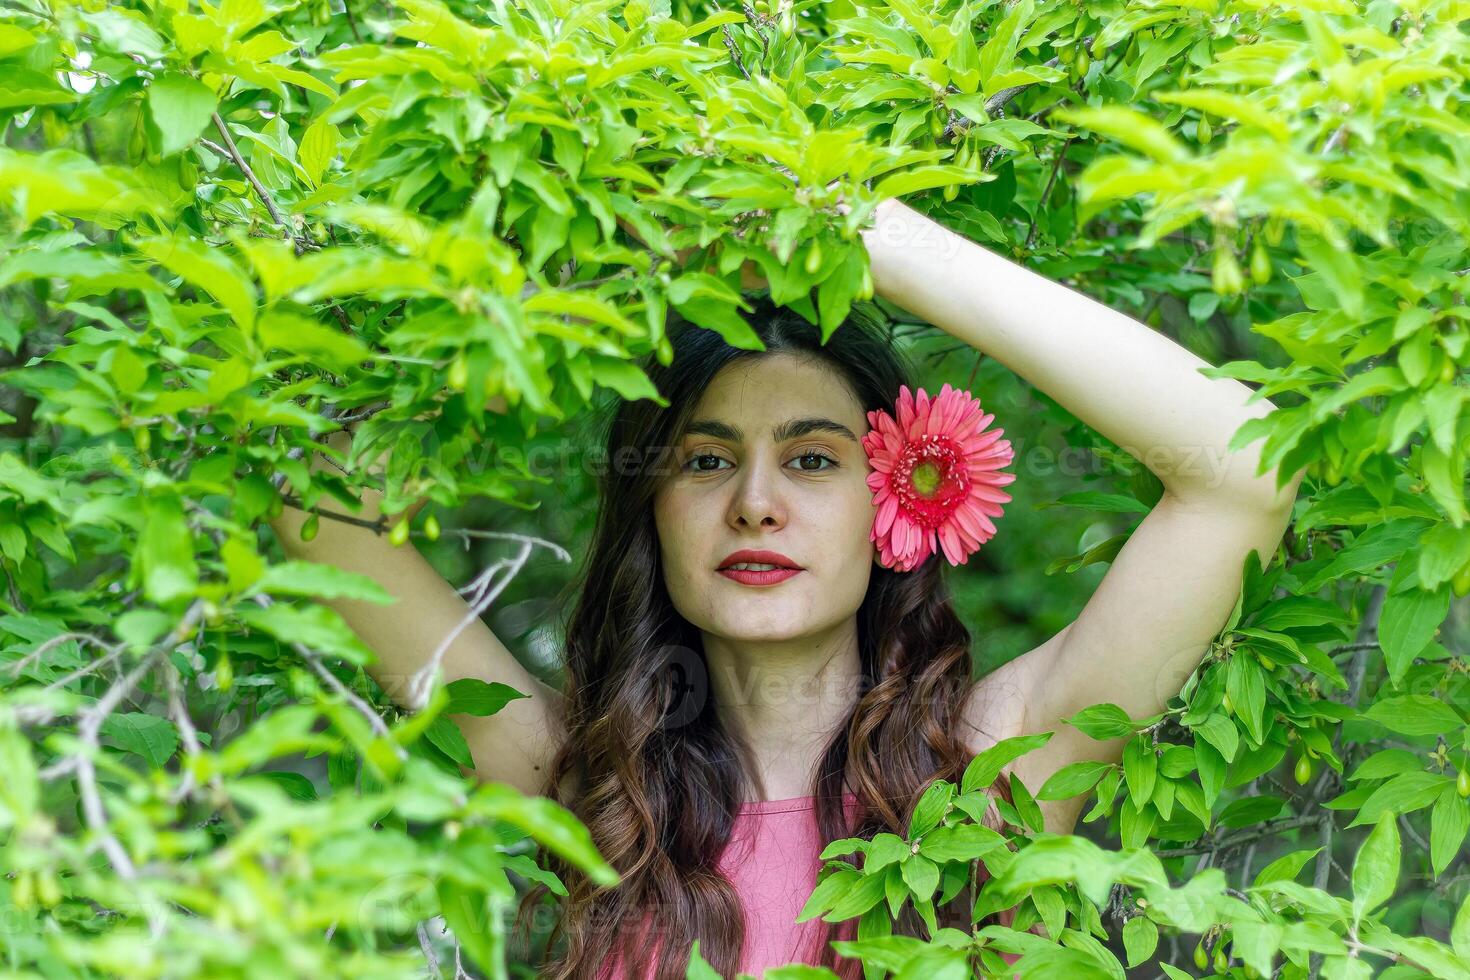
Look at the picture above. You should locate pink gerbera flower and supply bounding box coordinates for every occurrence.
[862,383,1016,571]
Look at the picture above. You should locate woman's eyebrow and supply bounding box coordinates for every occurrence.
[681,416,860,443]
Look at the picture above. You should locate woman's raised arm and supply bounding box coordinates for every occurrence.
[267,416,565,797]
[861,197,1305,831]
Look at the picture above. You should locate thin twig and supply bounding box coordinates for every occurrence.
[1024,137,1072,250]
[408,550,527,710]
[721,25,751,80]
[72,602,203,878]
[211,112,294,241]
[1156,814,1319,858]
[8,630,122,681]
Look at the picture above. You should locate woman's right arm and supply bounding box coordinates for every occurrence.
[266,416,565,798]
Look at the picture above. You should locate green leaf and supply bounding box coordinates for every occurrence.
[918,823,1007,863]
[297,117,340,187]
[137,495,199,604]
[1226,653,1267,745]
[100,712,180,767]
[1122,915,1158,968]
[900,853,940,903]
[1348,749,1423,782]
[237,602,377,665]
[796,869,859,923]
[1429,788,1469,878]
[872,165,987,200]
[424,715,474,769]
[1122,737,1157,805]
[1351,813,1400,925]
[1378,587,1451,684]
[252,561,395,604]
[1363,696,1463,737]
[1253,848,1322,887]
[147,73,218,156]
[827,869,889,921]
[908,780,954,838]
[1052,105,1191,163]
[1036,761,1113,800]
[961,731,1053,794]
[1192,714,1239,762]
[258,770,318,801]
[114,608,175,653]
[1418,523,1470,590]
[1453,890,1470,960]
[586,354,667,404]
[1065,703,1137,740]
[446,678,529,717]
[686,939,722,980]
[135,234,258,334]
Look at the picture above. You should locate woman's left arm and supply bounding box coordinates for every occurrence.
[862,197,1306,831]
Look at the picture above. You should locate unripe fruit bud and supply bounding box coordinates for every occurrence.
[1294,754,1313,785]
[1439,359,1456,384]
[1250,239,1272,286]
[1194,942,1208,970]
[1214,947,1228,973]
[857,266,874,300]
[1197,113,1212,144]
[448,353,469,391]
[388,517,411,549]
[1452,564,1470,598]
[942,183,959,202]
[216,650,233,691]
[1457,768,1470,798]
[1075,50,1090,77]
[389,518,410,546]
[36,870,60,908]
[13,870,34,910]
[423,512,441,542]
[134,427,151,454]
[299,512,319,542]
[268,494,284,519]
[804,241,823,275]
[1212,248,1244,295]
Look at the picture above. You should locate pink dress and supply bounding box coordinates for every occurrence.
[597,792,865,979]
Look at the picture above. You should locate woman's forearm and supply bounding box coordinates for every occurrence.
[862,198,1296,508]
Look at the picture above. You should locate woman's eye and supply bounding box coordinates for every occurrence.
[792,451,838,471]
[685,453,730,472]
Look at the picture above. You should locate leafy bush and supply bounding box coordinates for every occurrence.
[0,0,1466,978]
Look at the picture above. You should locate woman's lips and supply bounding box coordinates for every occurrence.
[716,567,803,586]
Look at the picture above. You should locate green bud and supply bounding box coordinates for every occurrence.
[1250,239,1272,286]
[448,353,469,391]
[389,518,410,546]
[804,241,823,275]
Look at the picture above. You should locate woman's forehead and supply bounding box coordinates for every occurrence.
[690,356,865,430]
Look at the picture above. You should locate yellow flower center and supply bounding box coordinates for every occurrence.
[911,461,941,496]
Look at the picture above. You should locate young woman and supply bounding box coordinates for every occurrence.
[270,197,1302,980]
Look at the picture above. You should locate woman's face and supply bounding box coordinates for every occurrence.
[653,353,879,642]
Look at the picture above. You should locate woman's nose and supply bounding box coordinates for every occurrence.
[727,455,788,529]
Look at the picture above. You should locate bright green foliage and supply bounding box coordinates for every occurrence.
[0,0,1466,977]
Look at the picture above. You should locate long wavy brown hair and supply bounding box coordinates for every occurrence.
[512,295,1004,979]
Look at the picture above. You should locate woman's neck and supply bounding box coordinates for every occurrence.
[703,620,863,801]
